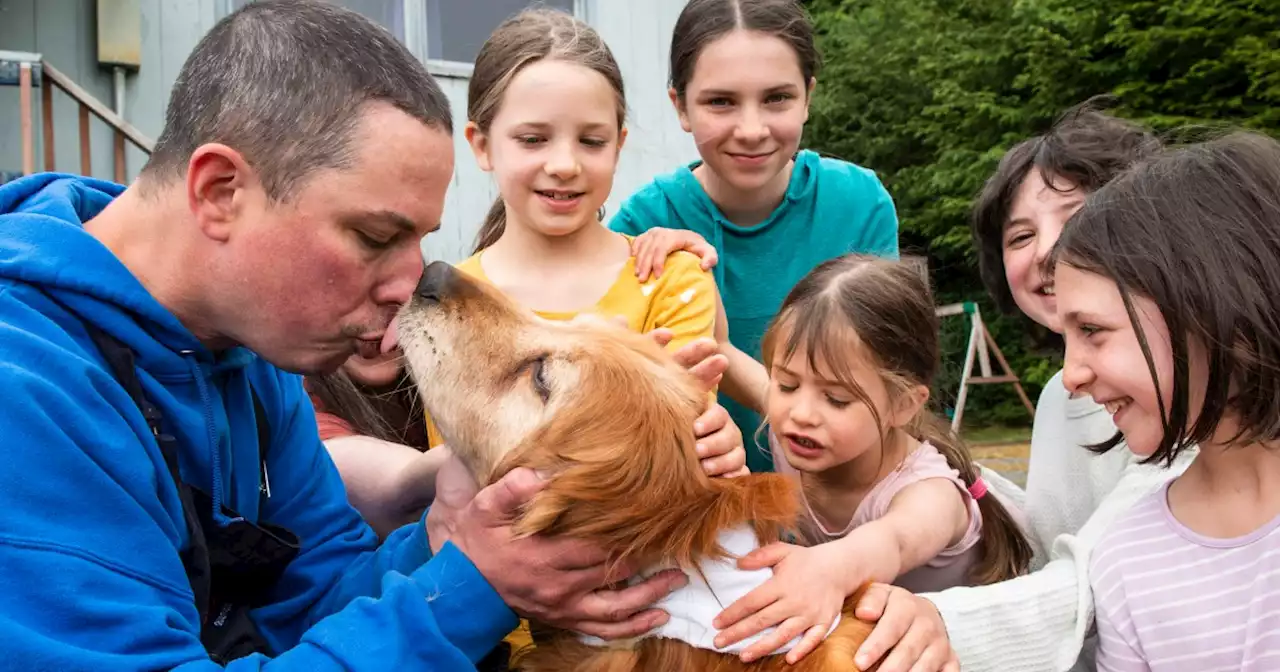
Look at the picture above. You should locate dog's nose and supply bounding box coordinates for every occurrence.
[415,261,457,303]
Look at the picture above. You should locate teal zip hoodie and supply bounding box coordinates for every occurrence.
[610,151,900,472]
[0,173,516,670]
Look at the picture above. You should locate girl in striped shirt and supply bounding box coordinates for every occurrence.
[1051,131,1280,671]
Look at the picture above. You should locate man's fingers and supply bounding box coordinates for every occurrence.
[574,568,686,622]
[537,539,621,577]
[473,467,546,521]
[570,608,669,641]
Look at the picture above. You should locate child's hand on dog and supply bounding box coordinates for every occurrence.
[712,541,867,664]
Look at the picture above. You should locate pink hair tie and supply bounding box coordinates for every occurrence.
[968,477,988,501]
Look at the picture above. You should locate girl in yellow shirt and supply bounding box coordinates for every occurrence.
[425,11,726,667]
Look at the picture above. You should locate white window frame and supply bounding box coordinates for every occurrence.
[218,0,591,79]
[410,0,591,79]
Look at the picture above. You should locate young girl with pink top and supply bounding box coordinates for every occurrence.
[710,254,1032,663]
[1052,132,1280,671]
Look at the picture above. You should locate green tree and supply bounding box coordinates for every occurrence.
[801,0,1280,427]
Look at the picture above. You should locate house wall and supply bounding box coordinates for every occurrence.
[0,0,219,184]
[0,0,697,263]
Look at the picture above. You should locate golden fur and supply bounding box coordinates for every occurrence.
[398,261,877,671]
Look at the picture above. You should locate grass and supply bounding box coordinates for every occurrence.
[960,424,1032,445]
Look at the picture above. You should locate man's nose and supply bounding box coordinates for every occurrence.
[415,261,458,303]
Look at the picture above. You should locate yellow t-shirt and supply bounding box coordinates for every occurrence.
[424,246,717,449]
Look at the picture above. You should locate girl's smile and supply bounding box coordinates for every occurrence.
[468,58,626,241]
[1056,263,1198,457]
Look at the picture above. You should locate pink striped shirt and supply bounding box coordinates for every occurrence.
[1089,481,1280,671]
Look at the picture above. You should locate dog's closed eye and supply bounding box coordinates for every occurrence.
[530,356,551,402]
[504,354,554,403]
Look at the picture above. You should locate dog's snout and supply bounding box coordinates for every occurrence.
[416,261,458,303]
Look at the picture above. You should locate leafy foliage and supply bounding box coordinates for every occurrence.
[801,0,1280,426]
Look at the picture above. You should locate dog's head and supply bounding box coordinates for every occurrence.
[398,261,797,569]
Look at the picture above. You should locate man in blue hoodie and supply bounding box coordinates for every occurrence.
[0,1,690,669]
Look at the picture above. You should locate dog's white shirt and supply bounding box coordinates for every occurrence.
[578,524,841,655]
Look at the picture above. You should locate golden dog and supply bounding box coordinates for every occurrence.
[397,261,877,671]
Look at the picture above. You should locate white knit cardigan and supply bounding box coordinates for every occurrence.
[927,371,1194,671]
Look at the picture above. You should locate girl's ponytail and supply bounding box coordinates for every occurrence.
[473,196,506,254]
[911,413,1034,585]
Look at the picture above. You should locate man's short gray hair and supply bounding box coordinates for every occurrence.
[142,0,453,201]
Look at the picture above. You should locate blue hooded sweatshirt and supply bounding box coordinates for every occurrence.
[610,150,900,472]
[0,174,517,670]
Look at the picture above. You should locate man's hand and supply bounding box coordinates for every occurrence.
[852,584,959,672]
[426,455,689,639]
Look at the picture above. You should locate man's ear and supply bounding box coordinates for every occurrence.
[186,143,257,243]
[464,122,493,172]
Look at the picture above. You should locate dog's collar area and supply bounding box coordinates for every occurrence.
[576,525,841,656]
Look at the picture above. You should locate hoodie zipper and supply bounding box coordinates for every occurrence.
[182,351,227,523]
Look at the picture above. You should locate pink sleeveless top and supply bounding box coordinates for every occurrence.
[770,435,984,593]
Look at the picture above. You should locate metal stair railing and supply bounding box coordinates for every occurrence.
[3,49,154,182]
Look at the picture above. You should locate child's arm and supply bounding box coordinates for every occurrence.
[712,478,970,664]
[857,478,972,577]
[325,436,450,539]
[712,284,770,414]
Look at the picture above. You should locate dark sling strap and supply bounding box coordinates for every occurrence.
[79,319,296,663]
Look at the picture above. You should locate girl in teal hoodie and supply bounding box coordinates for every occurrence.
[610,0,900,473]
